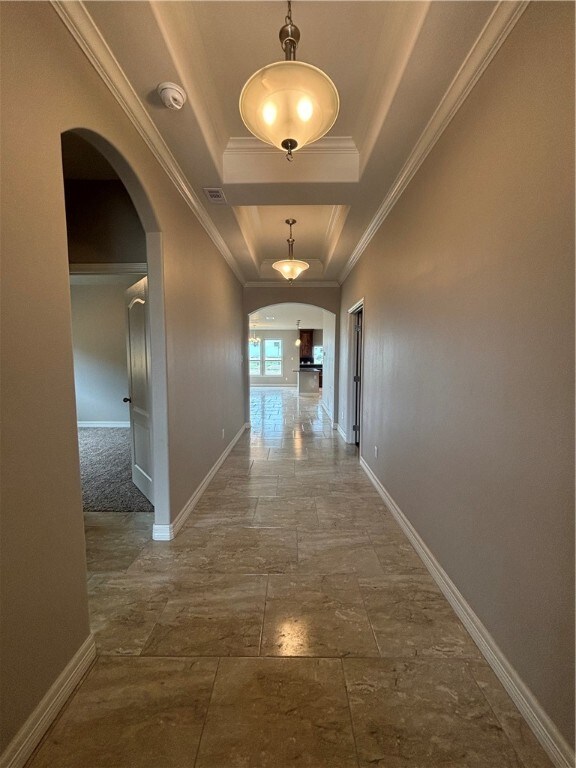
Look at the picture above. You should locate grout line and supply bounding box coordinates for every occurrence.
[258,574,270,657]
[340,657,362,768]
[465,661,536,768]
[192,656,221,768]
[295,526,300,566]
[138,597,171,656]
[355,574,383,657]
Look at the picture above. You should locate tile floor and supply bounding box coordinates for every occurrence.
[27,388,553,768]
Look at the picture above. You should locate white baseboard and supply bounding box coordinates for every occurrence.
[152,423,249,541]
[0,635,96,768]
[320,400,334,426]
[77,421,130,428]
[360,458,575,768]
[337,424,348,442]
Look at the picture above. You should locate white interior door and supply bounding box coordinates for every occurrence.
[125,277,153,502]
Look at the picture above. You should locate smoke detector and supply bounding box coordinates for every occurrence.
[157,82,187,110]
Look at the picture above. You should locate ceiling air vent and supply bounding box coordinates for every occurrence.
[203,187,227,205]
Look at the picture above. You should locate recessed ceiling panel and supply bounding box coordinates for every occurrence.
[79,0,505,286]
[233,204,350,267]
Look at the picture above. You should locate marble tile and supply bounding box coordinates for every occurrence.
[229,446,271,459]
[359,575,481,658]
[83,511,131,528]
[216,477,280,498]
[297,530,384,576]
[276,477,335,498]
[253,496,319,527]
[368,532,429,574]
[329,477,380,493]
[194,496,258,513]
[195,657,358,768]
[203,475,230,492]
[315,498,391,529]
[142,574,267,656]
[87,571,181,602]
[128,527,298,574]
[268,447,310,461]
[344,658,523,768]
[327,486,382,501]
[249,459,297,477]
[219,456,254,473]
[469,663,555,768]
[89,594,167,655]
[261,574,379,657]
[292,466,343,479]
[26,657,219,768]
[127,511,155,532]
[185,506,257,527]
[84,528,148,573]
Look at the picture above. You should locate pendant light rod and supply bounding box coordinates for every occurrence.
[272,218,310,283]
[280,1,299,61]
[279,5,300,160]
[286,218,296,258]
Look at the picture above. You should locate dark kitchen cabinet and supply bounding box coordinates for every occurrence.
[299,329,313,359]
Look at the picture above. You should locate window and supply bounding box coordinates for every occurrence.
[248,339,261,376]
[264,339,282,376]
[248,338,283,377]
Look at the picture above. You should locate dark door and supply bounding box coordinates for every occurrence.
[353,309,363,448]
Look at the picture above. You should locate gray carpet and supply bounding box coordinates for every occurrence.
[77,428,154,514]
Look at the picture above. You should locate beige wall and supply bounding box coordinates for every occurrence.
[244,286,341,317]
[0,2,244,751]
[340,3,574,746]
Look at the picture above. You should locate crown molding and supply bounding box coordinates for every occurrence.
[339,0,529,283]
[244,281,341,289]
[324,205,350,269]
[50,0,245,285]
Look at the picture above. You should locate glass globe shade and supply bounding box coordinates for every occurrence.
[272,259,310,281]
[240,61,339,152]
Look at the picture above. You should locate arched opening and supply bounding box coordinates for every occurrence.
[61,130,169,546]
[247,303,338,434]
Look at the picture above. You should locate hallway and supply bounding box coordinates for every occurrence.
[27,389,552,767]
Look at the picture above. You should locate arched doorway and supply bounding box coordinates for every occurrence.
[247,303,338,430]
[61,130,169,535]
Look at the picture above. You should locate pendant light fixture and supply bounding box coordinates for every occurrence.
[273,219,309,283]
[248,324,261,344]
[239,1,339,161]
[295,319,302,347]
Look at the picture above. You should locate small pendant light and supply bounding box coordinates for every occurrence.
[273,219,309,283]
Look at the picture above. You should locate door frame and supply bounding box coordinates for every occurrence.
[145,233,170,531]
[344,298,365,446]
[68,243,170,533]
